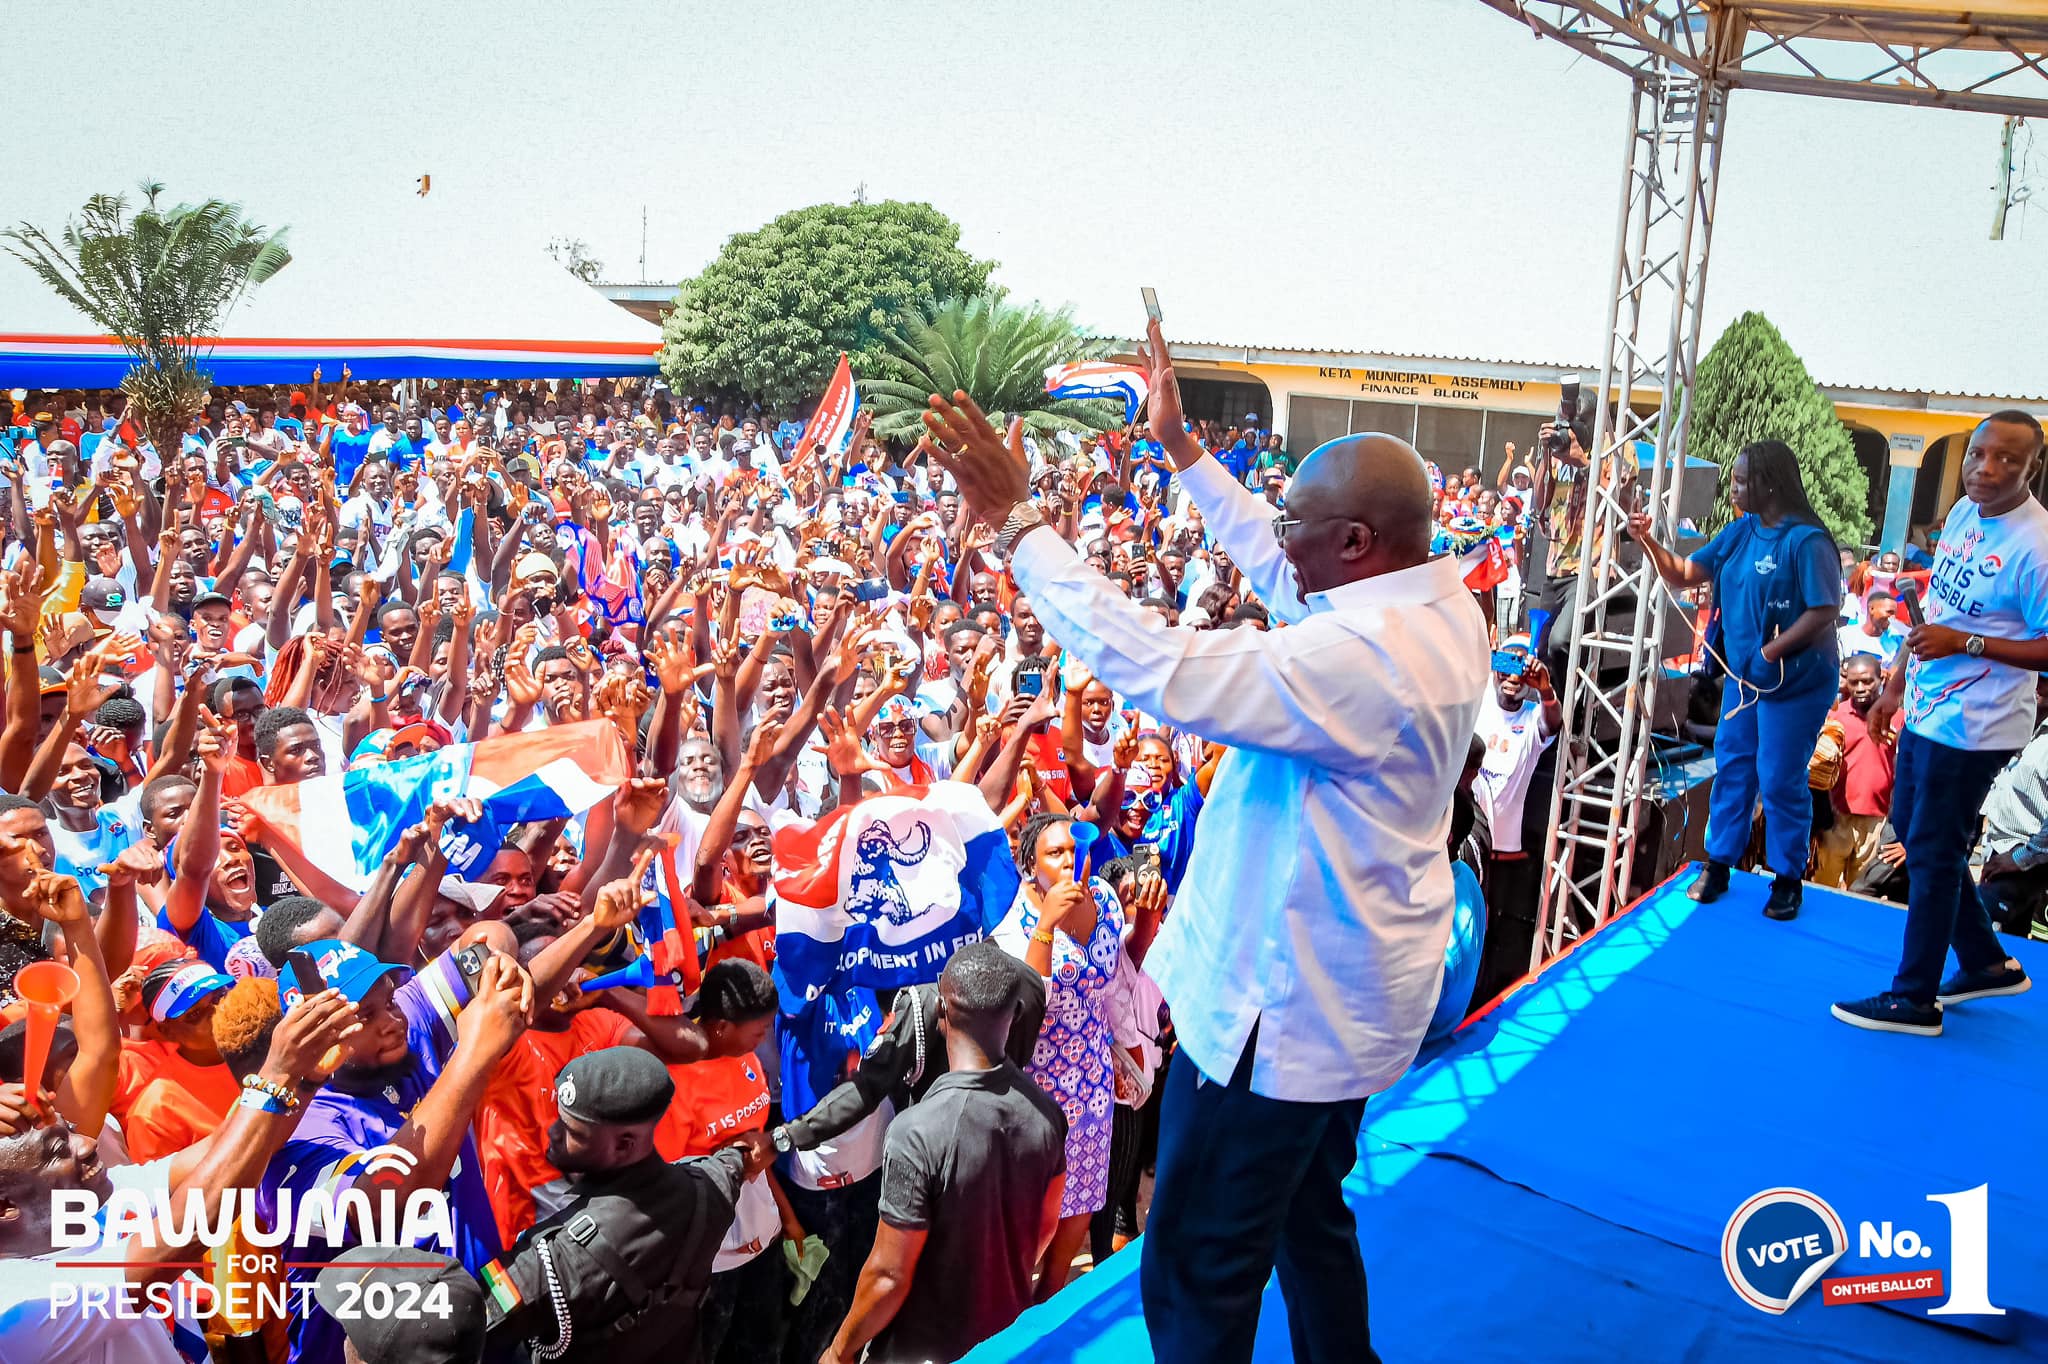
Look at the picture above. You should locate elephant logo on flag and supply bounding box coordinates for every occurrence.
[846,819,935,927]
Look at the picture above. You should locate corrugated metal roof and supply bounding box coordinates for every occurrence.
[1116,335,2048,406]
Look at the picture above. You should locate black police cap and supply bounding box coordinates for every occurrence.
[554,1045,674,1125]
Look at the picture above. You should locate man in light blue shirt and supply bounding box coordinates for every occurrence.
[922,319,1489,1364]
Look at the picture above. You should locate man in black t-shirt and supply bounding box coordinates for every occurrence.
[822,942,1066,1364]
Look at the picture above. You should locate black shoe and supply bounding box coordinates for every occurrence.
[1764,876,1801,921]
[1688,862,1730,903]
[1832,992,1942,1036]
[1936,959,2032,1005]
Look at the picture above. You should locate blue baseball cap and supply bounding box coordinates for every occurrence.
[278,939,405,1012]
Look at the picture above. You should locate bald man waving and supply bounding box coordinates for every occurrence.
[923,318,1489,1364]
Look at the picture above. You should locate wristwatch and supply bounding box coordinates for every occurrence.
[1965,634,1987,658]
[770,1124,794,1155]
[990,500,1047,558]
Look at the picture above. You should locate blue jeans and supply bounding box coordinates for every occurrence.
[1706,679,1836,878]
[1140,1036,1375,1364]
[1889,731,2015,1004]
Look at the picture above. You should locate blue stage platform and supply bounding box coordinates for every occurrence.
[966,869,2048,1362]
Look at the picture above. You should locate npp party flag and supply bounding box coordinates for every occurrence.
[771,781,1020,999]
[561,521,643,626]
[800,352,861,458]
[238,720,631,901]
[1044,361,1149,424]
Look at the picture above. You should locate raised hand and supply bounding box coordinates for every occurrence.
[455,953,535,1061]
[64,648,122,721]
[562,636,599,676]
[647,632,710,695]
[99,839,163,889]
[0,558,46,640]
[194,705,238,774]
[818,707,888,779]
[264,988,364,1088]
[614,775,669,837]
[711,637,741,685]
[25,869,89,929]
[503,657,543,708]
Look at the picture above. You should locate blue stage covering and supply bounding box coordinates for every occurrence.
[968,870,2048,1362]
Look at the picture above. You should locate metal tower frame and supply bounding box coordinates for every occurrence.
[1472,1,2048,968]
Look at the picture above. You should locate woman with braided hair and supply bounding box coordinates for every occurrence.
[991,811,1122,1299]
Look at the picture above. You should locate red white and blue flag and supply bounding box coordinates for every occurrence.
[801,352,861,458]
[238,721,632,902]
[1045,361,1149,424]
[771,781,1020,999]
[562,522,643,626]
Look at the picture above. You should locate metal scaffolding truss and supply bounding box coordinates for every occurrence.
[1482,1,2048,969]
[1532,30,1730,965]
[1481,1,2048,117]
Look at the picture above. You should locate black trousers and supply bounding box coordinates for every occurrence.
[700,1243,791,1364]
[1088,1102,1144,1263]
[778,1173,882,1364]
[1139,1036,1376,1364]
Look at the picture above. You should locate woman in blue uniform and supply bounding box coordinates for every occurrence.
[1628,440,1842,920]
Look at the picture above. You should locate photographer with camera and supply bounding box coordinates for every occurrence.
[1524,380,1635,678]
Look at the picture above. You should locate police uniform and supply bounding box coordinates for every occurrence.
[480,1048,747,1364]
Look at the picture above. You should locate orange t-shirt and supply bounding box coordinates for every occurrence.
[656,1052,769,1162]
[474,1007,636,1245]
[221,756,265,799]
[113,1040,238,1162]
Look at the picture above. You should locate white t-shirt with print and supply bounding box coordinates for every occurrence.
[1903,495,2048,752]
[1475,698,1553,855]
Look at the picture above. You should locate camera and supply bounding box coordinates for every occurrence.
[1542,373,1583,459]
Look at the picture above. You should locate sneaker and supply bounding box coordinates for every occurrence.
[1763,876,1801,921]
[1688,862,1730,903]
[1936,960,2032,1005]
[1831,992,1942,1037]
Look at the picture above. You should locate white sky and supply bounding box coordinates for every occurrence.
[6,0,2046,397]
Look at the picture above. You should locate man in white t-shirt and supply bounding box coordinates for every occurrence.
[1835,412,2048,1037]
[1471,637,1560,1005]
[1836,588,1906,666]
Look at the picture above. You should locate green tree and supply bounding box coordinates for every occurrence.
[546,236,604,283]
[1689,310,1871,545]
[861,294,1122,442]
[5,182,289,467]
[660,200,994,410]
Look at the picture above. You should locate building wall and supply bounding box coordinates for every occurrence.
[1184,356,2000,549]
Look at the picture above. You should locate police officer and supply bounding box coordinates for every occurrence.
[479,1047,772,1363]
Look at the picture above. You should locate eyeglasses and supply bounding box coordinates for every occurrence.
[871,719,917,735]
[1272,512,1306,541]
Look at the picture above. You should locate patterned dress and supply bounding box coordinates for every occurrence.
[994,879,1124,1218]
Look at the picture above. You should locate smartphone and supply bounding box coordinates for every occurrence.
[1898,582,1925,627]
[853,577,891,603]
[1140,287,1162,322]
[1490,649,1530,677]
[284,949,325,1002]
[1015,669,1045,699]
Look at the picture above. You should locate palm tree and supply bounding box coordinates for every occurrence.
[861,294,1123,443]
[5,181,290,464]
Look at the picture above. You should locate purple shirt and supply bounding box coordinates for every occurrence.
[259,952,497,1364]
